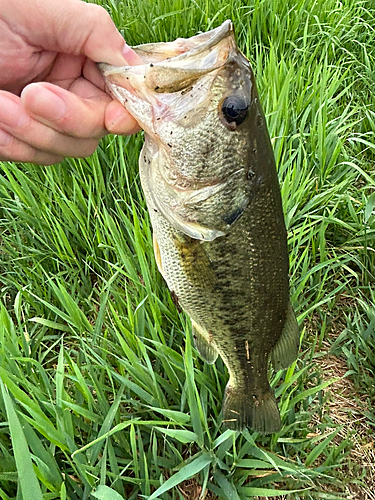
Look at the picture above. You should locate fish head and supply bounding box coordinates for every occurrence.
[100,21,273,241]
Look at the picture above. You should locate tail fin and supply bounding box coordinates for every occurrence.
[222,385,281,433]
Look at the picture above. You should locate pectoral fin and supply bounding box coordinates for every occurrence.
[269,301,300,371]
[192,320,218,364]
[153,233,164,278]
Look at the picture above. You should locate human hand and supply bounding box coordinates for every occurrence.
[0,0,142,165]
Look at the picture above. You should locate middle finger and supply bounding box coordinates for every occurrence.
[0,91,100,158]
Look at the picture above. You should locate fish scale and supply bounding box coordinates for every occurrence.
[100,20,300,433]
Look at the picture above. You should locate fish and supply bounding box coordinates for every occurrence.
[99,20,300,433]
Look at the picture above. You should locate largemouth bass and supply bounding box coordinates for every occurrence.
[100,20,300,433]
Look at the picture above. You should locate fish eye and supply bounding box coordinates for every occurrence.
[221,95,248,126]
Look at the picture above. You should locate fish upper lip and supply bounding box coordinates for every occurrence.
[143,20,235,65]
[99,19,235,72]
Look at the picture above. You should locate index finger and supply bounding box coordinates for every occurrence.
[21,81,111,139]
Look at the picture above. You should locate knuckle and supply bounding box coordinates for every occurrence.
[60,107,106,140]
[0,134,16,160]
[0,137,33,163]
[33,153,65,166]
[26,125,98,158]
[87,3,112,24]
[0,131,62,165]
[75,120,106,140]
[0,129,13,148]
[73,139,99,158]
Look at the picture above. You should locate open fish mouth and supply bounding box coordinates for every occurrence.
[98,20,239,133]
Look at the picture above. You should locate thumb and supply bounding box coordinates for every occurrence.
[17,0,142,66]
[69,1,143,65]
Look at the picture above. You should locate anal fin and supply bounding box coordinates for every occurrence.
[192,320,218,365]
[270,301,300,371]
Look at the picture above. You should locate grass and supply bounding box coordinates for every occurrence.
[0,0,374,498]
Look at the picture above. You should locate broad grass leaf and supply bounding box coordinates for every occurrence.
[288,378,339,407]
[212,471,241,500]
[21,419,62,488]
[0,381,43,500]
[239,487,308,496]
[0,367,67,449]
[212,429,237,448]
[148,453,213,500]
[146,406,190,424]
[60,482,67,500]
[305,428,342,467]
[235,459,276,469]
[364,192,375,224]
[29,317,71,332]
[92,485,125,500]
[154,426,198,444]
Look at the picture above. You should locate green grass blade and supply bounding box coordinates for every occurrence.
[91,485,125,500]
[148,453,213,500]
[0,381,43,500]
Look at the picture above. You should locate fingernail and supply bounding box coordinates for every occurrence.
[107,109,140,135]
[99,44,143,67]
[0,129,12,146]
[22,84,67,121]
[122,44,144,65]
[108,106,128,127]
[0,95,28,128]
